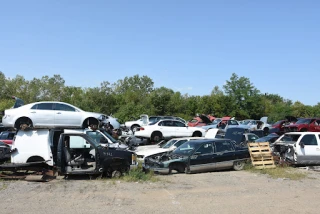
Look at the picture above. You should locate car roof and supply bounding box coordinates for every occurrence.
[170,137,205,141]
[284,132,320,134]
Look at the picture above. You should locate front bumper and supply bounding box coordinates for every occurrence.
[130,162,139,170]
[142,163,170,174]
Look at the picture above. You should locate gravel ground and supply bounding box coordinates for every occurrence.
[1,169,320,214]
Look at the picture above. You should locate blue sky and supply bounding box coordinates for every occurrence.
[0,0,319,105]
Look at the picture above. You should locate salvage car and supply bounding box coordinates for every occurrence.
[271,116,298,134]
[10,129,137,177]
[284,118,320,132]
[134,119,205,143]
[136,137,205,161]
[2,101,106,130]
[272,132,320,165]
[125,115,186,132]
[143,138,250,174]
[187,114,213,127]
[238,117,271,134]
[255,133,279,144]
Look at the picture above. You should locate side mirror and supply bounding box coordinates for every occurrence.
[299,142,305,148]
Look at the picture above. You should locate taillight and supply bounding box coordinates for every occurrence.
[139,127,144,131]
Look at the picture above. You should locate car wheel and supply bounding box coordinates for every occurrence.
[192,131,202,137]
[82,117,99,129]
[263,127,269,135]
[151,132,162,143]
[131,125,140,133]
[111,170,122,178]
[15,117,33,130]
[233,161,245,171]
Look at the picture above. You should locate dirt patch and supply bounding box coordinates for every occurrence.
[1,168,320,214]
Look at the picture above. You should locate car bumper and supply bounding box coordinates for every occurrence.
[142,163,170,174]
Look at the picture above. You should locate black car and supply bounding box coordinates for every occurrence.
[255,133,279,145]
[144,138,250,174]
[0,141,11,162]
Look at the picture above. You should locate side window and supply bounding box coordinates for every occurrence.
[158,121,163,126]
[69,136,90,148]
[215,141,235,153]
[301,134,318,146]
[174,121,186,127]
[195,143,213,155]
[56,104,76,112]
[163,121,174,127]
[175,140,188,148]
[31,104,38,109]
[8,133,15,140]
[0,133,6,139]
[315,120,320,126]
[36,103,53,110]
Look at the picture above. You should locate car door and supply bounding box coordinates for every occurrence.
[158,121,174,138]
[296,134,320,165]
[213,140,236,169]
[173,121,189,137]
[29,103,55,126]
[54,103,82,127]
[189,142,215,173]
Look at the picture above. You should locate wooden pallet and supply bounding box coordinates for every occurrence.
[247,142,276,169]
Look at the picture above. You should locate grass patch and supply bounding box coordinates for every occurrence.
[244,163,307,180]
[121,164,160,182]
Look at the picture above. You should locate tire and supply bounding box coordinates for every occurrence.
[192,131,202,137]
[131,125,140,133]
[233,161,245,171]
[82,117,99,129]
[151,132,162,143]
[111,170,122,178]
[263,127,269,135]
[15,117,33,130]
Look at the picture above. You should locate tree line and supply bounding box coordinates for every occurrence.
[0,71,319,123]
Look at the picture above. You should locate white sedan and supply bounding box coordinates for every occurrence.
[2,101,105,129]
[134,119,206,142]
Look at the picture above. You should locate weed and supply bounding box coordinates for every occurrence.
[244,163,307,180]
[121,163,159,183]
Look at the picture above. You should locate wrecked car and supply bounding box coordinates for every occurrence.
[187,114,213,127]
[143,138,249,174]
[272,132,320,165]
[284,118,320,132]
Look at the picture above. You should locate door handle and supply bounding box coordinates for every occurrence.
[56,112,61,114]
[316,148,320,151]
[30,111,36,113]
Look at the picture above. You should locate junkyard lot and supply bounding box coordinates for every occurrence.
[1,170,320,214]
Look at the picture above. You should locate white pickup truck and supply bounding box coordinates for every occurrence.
[272,132,320,165]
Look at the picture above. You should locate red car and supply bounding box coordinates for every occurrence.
[272,116,298,133]
[188,115,214,127]
[284,118,320,132]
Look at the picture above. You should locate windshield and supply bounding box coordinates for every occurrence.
[162,139,177,148]
[99,130,117,143]
[280,134,301,142]
[87,130,117,144]
[173,141,199,155]
[148,117,159,124]
[273,120,282,126]
[248,134,259,142]
[295,119,312,125]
